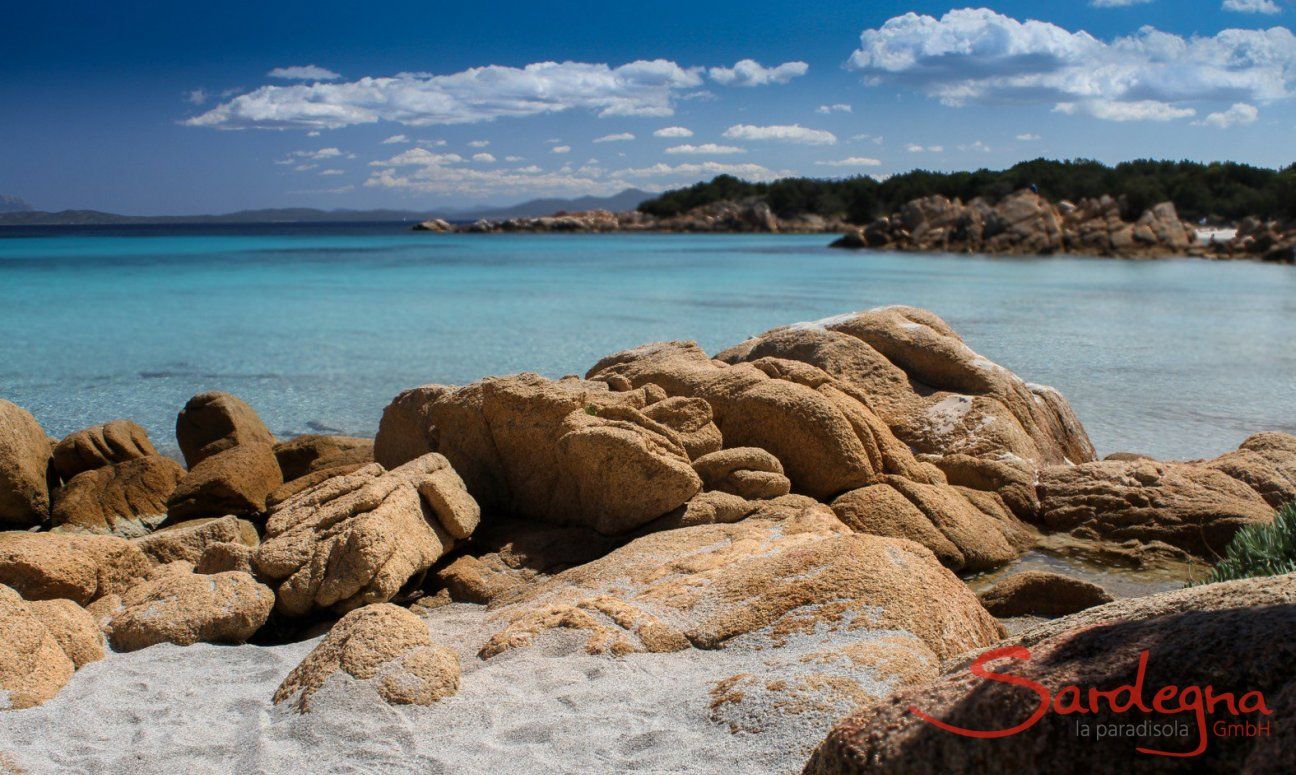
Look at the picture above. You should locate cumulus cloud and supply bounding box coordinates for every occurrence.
[847,8,1296,122]
[267,65,341,81]
[370,148,465,167]
[594,132,636,142]
[814,157,883,167]
[816,103,852,113]
[1223,0,1281,13]
[551,145,571,154]
[905,144,944,153]
[281,147,344,162]
[468,139,490,148]
[319,169,345,176]
[188,60,705,130]
[708,60,809,86]
[723,124,837,145]
[504,155,524,162]
[653,126,694,138]
[472,152,497,162]
[611,161,786,181]
[1195,102,1261,126]
[664,143,745,154]
[381,134,409,144]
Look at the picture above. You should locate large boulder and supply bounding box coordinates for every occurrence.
[976,570,1114,617]
[0,532,151,605]
[714,306,1095,470]
[1037,458,1275,557]
[1205,432,1296,509]
[166,443,282,521]
[175,391,275,468]
[100,568,273,651]
[254,455,477,616]
[273,603,459,712]
[376,374,702,534]
[273,434,373,482]
[51,420,157,482]
[0,399,53,527]
[806,574,1296,772]
[586,342,939,501]
[830,477,1034,572]
[0,584,76,710]
[25,598,103,668]
[692,447,791,500]
[131,515,259,565]
[50,455,185,536]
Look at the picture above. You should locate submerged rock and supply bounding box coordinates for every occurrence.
[976,570,1114,617]
[0,399,53,528]
[273,603,459,712]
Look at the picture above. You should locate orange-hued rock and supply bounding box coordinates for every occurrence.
[272,434,373,482]
[976,570,1113,617]
[132,515,259,565]
[254,455,477,616]
[0,532,151,605]
[103,569,273,651]
[273,603,459,712]
[26,598,104,668]
[166,443,282,521]
[50,455,185,536]
[0,399,53,528]
[1205,431,1296,509]
[0,584,75,710]
[174,391,276,468]
[691,447,791,500]
[51,419,157,482]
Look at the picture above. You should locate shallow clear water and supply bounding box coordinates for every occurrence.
[2,224,1293,460]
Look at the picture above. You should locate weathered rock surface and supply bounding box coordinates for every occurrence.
[692,447,791,500]
[479,505,1002,660]
[1205,431,1296,509]
[26,598,104,668]
[376,375,702,534]
[50,455,185,536]
[254,455,476,616]
[1037,458,1275,556]
[274,603,460,712]
[101,569,273,651]
[166,443,282,521]
[715,306,1095,469]
[807,573,1296,772]
[132,515,259,565]
[194,541,256,575]
[0,399,53,527]
[51,420,157,482]
[919,452,1039,521]
[0,532,151,605]
[0,584,76,710]
[175,391,276,468]
[434,199,847,235]
[273,435,374,482]
[976,570,1114,617]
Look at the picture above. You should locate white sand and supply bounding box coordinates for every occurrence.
[0,603,896,774]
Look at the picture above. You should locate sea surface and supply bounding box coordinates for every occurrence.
[2,223,1293,460]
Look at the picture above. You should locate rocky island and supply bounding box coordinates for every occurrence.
[2,306,1293,771]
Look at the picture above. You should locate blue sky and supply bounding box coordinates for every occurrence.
[3,0,1295,214]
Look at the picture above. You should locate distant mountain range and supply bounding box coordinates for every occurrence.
[0,188,655,226]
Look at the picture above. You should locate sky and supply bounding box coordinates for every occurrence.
[3,0,1296,214]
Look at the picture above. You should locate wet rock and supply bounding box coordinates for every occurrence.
[273,603,459,712]
[254,455,476,616]
[132,515,259,565]
[166,443,283,521]
[976,570,1114,617]
[0,399,53,528]
[102,570,273,651]
[273,435,373,482]
[692,447,791,500]
[1037,458,1274,556]
[51,420,157,482]
[50,455,185,536]
[0,532,151,605]
[175,391,276,468]
[807,574,1296,773]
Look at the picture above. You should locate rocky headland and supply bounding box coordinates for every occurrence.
[1,306,1293,771]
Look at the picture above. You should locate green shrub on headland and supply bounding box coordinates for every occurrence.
[1192,501,1296,586]
[638,159,1296,225]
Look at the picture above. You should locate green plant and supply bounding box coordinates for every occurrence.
[1191,501,1296,586]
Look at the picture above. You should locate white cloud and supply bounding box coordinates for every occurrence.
[851,133,885,144]
[1016,133,1042,140]
[267,65,341,81]
[594,132,636,142]
[814,157,883,167]
[306,130,321,137]
[708,59,809,86]
[664,143,745,154]
[319,169,345,176]
[722,124,837,145]
[957,140,991,152]
[289,185,355,194]
[847,8,1296,122]
[816,103,852,113]
[290,147,344,160]
[467,139,490,148]
[1195,102,1261,126]
[417,138,447,147]
[189,60,705,130]
[653,126,694,138]
[1090,0,1154,7]
[1223,0,1281,13]
[552,145,571,154]
[905,144,944,153]
[186,89,209,105]
[612,161,786,181]
[381,134,409,144]
[504,155,524,162]
[371,148,465,167]
[472,152,497,162]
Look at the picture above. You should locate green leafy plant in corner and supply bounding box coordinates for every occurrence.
[1191,501,1296,586]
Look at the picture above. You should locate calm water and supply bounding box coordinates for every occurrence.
[2,224,1293,460]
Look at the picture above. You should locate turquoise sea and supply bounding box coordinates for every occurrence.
[2,224,1293,460]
